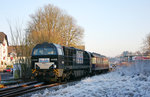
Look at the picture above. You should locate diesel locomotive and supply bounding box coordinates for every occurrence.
[31,42,109,82]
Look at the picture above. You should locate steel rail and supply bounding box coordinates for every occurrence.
[0,81,38,93]
[0,83,62,97]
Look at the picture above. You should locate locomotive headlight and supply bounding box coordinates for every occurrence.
[49,64,57,69]
[53,64,57,68]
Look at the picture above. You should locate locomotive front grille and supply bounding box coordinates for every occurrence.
[35,62,55,69]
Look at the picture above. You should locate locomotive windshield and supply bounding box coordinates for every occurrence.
[33,47,57,55]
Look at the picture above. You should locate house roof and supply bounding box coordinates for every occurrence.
[0,32,9,46]
[8,46,26,57]
[8,46,16,54]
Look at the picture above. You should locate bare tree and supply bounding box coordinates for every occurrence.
[143,33,150,51]
[143,33,150,55]
[8,22,32,80]
[7,4,84,80]
[26,4,84,47]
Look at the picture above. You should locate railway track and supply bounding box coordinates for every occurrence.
[0,73,108,97]
[0,81,62,97]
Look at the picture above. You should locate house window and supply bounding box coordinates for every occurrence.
[10,57,13,60]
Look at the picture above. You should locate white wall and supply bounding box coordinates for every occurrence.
[0,38,8,71]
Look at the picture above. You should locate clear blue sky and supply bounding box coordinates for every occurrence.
[0,0,150,57]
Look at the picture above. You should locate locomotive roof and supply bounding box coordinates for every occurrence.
[91,52,106,58]
[33,42,107,58]
[34,42,62,48]
[63,46,84,51]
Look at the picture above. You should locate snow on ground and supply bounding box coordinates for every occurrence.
[31,60,150,97]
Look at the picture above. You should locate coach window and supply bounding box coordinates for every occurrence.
[92,57,96,64]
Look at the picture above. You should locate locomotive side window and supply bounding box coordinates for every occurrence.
[76,51,83,64]
[33,47,56,55]
[53,44,64,55]
[57,47,63,55]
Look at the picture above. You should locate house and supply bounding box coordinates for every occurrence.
[7,46,17,65]
[0,32,8,71]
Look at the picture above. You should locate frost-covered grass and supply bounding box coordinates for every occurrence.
[118,60,150,77]
[31,61,150,97]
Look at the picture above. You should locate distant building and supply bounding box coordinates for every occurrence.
[7,46,17,65]
[8,45,26,65]
[0,32,8,71]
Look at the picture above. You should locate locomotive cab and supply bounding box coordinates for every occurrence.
[31,42,64,81]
